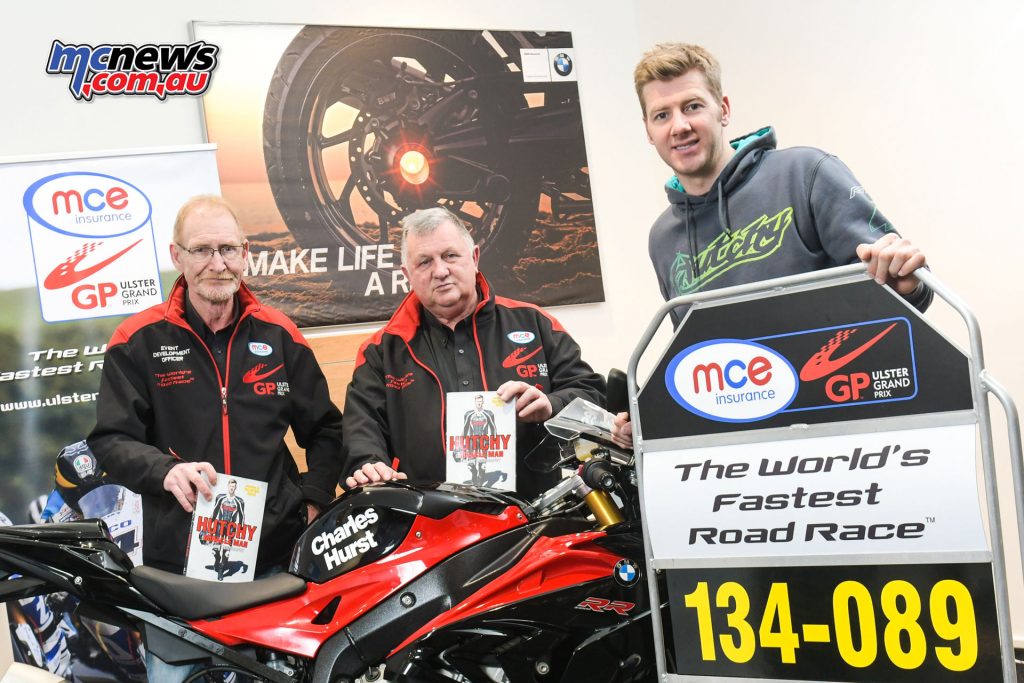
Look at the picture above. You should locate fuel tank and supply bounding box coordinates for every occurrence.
[290,481,529,583]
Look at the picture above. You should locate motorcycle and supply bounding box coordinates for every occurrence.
[0,399,664,682]
[263,27,592,266]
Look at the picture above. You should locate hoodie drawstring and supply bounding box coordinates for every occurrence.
[684,183,732,285]
[685,200,699,282]
[718,182,732,237]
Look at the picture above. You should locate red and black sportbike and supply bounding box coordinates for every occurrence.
[0,397,666,683]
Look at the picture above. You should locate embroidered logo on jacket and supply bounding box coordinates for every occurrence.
[154,369,193,388]
[502,346,543,368]
[385,372,415,390]
[243,362,288,396]
[248,342,272,356]
[152,345,190,363]
[671,206,793,296]
[507,331,536,344]
[242,363,283,383]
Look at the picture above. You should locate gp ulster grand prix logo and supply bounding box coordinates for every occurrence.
[46,40,219,101]
[243,363,288,396]
[666,318,917,422]
[502,346,547,379]
[24,172,163,322]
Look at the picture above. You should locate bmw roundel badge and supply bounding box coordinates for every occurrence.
[553,52,573,77]
[613,558,640,587]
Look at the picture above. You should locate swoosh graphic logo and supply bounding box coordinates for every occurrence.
[799,323,898,382]
[43,239,143,290]
[242,362,284,383]
[502,346,542,368]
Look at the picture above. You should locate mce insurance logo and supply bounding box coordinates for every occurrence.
[45,40,219,101]
[665,319,917,423]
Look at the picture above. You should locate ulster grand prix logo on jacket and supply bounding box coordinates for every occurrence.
[502,347,548,379]
[671,207,793,296]
[242,363,288,397]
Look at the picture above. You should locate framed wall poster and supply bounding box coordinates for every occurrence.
[193,22,604,326]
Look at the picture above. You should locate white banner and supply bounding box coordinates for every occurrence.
[2,145,219,317]
[0,145,219,524]
[643,424,986,560]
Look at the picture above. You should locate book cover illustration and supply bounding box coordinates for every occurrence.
[445,391,516,491]
[185,473,266,582]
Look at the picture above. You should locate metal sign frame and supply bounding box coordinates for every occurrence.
[626,264,1024,682]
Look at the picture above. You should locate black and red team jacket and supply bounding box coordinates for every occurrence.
[342,273,606,499]
[88,277,343,574]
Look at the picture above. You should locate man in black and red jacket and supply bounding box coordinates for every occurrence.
[342,207,605,498]
[88,195,343,579]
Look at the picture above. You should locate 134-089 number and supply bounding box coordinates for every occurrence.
[666,564,1001,682]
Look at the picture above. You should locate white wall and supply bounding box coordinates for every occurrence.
[5,0,1024,642]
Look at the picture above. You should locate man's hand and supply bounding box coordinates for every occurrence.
[306,502,321,523]
[163,461,217,513]
[856,233,926,296]
[496,381,553,423]
[611,412,634,449]
[346,461,407,489]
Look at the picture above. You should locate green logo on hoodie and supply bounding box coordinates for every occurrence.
[671,207,793,295]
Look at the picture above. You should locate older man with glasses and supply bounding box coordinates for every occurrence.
[88,195,343,680]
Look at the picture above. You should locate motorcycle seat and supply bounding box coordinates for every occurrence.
[129,565,306,620]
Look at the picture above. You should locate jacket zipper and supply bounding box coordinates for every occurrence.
[219,315,249,474]
[471,312,489,391]
[403,340,447,457]
[174,311,250,476]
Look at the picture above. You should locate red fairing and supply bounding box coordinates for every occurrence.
[187,504,527,657]
[390,530,614,655]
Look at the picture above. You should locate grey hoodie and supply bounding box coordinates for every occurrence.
[648,127,931,325]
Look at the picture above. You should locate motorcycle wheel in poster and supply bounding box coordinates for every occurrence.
[264,27,542,263]
[197,24,604,326]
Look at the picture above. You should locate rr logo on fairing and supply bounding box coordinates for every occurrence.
[575,597,635,616]
[46,40,219,101]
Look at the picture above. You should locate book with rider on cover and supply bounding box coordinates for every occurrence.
[184,473,266,582]
[445,391,516,491]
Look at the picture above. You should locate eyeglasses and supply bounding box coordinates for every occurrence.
[176,243,247,262]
